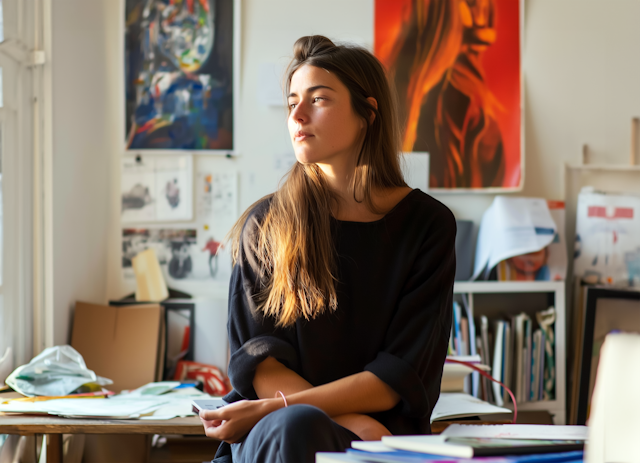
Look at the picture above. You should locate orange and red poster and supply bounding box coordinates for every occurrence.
[375,0,521,190]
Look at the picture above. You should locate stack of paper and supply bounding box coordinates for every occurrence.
[0,381,219,420]
[0,397,171,419]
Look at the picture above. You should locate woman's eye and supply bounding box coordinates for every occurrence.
[289,103,297,109]
[313,97,323,103]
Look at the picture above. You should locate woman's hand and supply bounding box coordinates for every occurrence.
[199,399,283,444]
[333,413,392,441]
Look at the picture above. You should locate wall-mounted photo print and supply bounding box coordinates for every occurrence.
[122,228,231,283]
[121,155,194,223]
[125,0,234,151]
[375,0,522,190]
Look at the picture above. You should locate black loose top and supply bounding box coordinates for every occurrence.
[224,189,456,435]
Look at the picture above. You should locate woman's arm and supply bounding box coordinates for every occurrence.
[255,357,400,416]
[200,357,400,443]
[254,357,397,440]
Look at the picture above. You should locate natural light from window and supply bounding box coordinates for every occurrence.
[0,71,3,288]
[0,0,4,43]
[0,68,3,287]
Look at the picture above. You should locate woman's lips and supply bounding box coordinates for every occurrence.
[294,131,313,142]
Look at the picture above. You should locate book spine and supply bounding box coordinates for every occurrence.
[461,294,479,398]
[531,330,539,401]
[480,316,494,404]
[524,317,532,403]
[515,314,524,403]
[491,320,505,407]
[503,322,512,405]
[539,328,546,400]
[453,302,463,356]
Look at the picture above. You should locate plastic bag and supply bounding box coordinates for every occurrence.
[6,345,112,397]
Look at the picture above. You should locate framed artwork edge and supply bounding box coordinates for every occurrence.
[576,286,640,425]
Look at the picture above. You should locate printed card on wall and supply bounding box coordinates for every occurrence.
[121,155,194,223]
[374,0,522,190]
[194,168,238,283]
[197,170,238,224]
[574,190,640,287]
[122,227,231,283]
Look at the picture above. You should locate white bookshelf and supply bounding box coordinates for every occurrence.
[453,281,566,424]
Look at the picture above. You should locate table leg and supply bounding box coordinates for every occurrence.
[46,434,63,463]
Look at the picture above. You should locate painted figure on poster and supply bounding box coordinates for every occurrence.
[169,240,194,279]
[125,0,234,150]
[376,0,520,189]
[498,247,551,281]
[165,178,181,208]
[202,237,224,277]
[122,183,154,211]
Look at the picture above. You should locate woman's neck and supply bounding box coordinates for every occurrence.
[316,160,411,222]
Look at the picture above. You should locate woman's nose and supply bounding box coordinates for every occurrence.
[291,102,307,123]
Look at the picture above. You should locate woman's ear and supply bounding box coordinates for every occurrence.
[367,97,378,125]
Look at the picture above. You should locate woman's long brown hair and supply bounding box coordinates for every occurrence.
[229,35,407,327]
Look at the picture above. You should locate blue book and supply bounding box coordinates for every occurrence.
[381,435,583,459]
[346,448,584,463]
[452,302,463,356]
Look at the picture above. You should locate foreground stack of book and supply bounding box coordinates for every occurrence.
[448,296,556,406]
[316,424,587,463]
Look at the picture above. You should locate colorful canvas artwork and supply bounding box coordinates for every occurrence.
[374,0,522,190]
[125,0,234,151]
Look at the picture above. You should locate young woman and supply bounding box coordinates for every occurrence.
[201,35,456,463]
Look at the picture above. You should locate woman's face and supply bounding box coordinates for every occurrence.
[287,64,366,166]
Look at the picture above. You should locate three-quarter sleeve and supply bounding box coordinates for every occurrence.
[226,202,299,400]
[364,208,456,419]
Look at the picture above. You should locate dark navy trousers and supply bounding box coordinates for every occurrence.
[226,404,360,463]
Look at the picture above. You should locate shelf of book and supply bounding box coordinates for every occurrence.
[452,281,566,424]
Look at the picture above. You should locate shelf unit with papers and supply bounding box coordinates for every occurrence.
[452,280,566,424]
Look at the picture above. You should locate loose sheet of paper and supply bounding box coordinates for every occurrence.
[430,393,511,422]
[0,397,170,419]
[350,441,395,453]
[473,197,557,279]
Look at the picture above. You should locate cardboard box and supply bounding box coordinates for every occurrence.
[71,301,164,392]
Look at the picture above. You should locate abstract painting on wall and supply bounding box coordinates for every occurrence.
[375,0,522,190]
[125,0,234,151]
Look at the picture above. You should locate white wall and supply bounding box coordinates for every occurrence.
[51,0,113,345]
[49,0,640,342]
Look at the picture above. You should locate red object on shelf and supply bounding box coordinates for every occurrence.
[173,360,230,396]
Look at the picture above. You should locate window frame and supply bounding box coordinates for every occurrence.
[0,0,52,367]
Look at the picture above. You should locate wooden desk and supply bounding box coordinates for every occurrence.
[0,415,206,463]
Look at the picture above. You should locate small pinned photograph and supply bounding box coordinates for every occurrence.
[122,228,231,282]
[121,155,193,223]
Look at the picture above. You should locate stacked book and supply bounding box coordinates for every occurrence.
[316,424,587,463]
[448,297,556,406]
